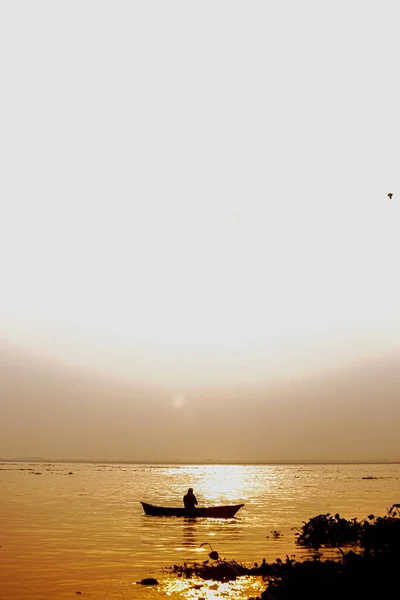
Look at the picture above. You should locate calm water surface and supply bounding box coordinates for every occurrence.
[1,462,400,599]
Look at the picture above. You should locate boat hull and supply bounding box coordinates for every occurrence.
[140,502,244,518]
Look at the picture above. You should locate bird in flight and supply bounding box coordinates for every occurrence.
[388,193,393,199]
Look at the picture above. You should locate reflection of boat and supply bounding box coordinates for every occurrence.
[140,502,244,519]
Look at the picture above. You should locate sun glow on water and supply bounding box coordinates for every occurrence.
[200,466,254,502]
[172,465,270,505]
[159,575,265,599]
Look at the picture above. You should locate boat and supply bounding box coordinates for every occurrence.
[140,501,244,519]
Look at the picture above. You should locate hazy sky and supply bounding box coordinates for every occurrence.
[1,2,399,461]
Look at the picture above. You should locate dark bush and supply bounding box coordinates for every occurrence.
[296,512,362,550]
[167,505,400,599]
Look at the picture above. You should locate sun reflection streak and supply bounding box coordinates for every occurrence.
[201,466,249,500]
[160,575,265,599]
[173,465,270,505]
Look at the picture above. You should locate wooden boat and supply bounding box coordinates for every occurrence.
[140,501,244,519]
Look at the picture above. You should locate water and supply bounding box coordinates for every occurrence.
[1,462,400,599]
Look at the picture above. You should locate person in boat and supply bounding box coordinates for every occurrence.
[183,488,198,511]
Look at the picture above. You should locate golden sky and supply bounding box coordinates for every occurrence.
[1,2,399,461]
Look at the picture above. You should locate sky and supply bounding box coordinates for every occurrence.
[1,1,399,462]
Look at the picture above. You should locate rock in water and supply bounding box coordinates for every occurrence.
[139,578,158,585]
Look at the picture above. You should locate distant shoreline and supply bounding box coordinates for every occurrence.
[1,458,399,465]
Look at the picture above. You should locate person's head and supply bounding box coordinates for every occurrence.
[188,488,193,494]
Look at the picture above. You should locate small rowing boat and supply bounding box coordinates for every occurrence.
[140,501,244,519]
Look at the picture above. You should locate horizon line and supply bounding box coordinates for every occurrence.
[1,458,398,465]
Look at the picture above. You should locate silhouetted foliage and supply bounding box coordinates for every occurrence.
[296,503,400,554]
[260,503,400,600]
[166,504,400,599]
[296,512,362,550]
[258,552,396,600]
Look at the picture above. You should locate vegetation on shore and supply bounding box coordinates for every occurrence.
[166,504,400,599]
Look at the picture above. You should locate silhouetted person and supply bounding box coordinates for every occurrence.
[183,487,198,511]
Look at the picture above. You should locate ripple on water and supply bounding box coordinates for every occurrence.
[1,462,400,599]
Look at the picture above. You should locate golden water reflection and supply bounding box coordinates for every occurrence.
[173,517,245,560]
[182,518,199,548]
[173,464,268,504]
[160,575,265,599]
[3,462,400,599]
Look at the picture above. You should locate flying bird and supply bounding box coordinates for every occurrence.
[388,193,393,199]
